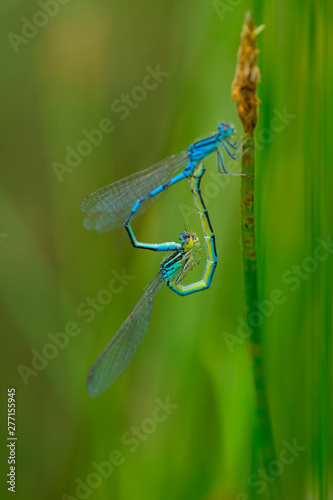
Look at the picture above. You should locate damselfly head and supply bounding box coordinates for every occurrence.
[218,122,236,138]
[179,231,198,249]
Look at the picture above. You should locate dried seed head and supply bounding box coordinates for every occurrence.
[231,12,264,133]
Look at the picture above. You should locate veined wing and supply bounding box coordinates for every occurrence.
[87,274,164,397]
[81,150,189,232]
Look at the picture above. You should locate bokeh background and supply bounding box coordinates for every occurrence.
[0,1,331,499]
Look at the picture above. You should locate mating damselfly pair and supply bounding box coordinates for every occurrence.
[81,124,245,396]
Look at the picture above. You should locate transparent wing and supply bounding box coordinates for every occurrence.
[81,150,188,232]
[87,274,164,397]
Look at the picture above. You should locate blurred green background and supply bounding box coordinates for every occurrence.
[0,0,331,499]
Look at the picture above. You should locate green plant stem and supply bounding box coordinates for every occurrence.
[231,12,283,499]
[240,135,281,500]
